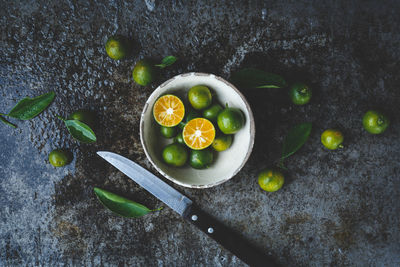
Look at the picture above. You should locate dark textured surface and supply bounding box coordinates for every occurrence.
[1,0,400,266]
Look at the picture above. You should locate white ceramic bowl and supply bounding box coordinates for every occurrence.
[140,72,255,188]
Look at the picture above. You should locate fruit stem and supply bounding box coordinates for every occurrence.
[377,117,384,125]
[300,87,308,94]
[338,144,344,149]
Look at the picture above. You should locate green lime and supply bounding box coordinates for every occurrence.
[160,126,177,138]
[289,82,312,105]
[362,110,389,134]
[212,134,232,152]
[178,110,201,129]
[132,59,157,86]
[203,103,223,122]
[49,149,72,167]
[189,149,213,169]
[68,110,96,128]
[217,107,245,134]
[321,129,344,150]
[105,35,129,60]
[174,132,184,144]
[162,143,188,167]
[258,168,284,192]
[188,85,212,110]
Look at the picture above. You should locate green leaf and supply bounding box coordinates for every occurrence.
[231,68,287,89]
[64,119,97,143]
[7,91,55,120]
[281,122,312,159]
[155,56,177,68]
[0,115,17,128]
[94,187,162,218]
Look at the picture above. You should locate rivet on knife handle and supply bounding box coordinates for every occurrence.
[184,205,280,267]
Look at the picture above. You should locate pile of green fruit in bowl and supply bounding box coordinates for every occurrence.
[140,73,255,189]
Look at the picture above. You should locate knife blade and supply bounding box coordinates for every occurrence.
[97,151,279,267]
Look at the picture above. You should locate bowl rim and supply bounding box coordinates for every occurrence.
[139,72,255,189]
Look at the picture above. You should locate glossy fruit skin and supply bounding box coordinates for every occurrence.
[160,126,177,138]
[203,103,223,122]
[174,132,184,145]
[189,149,213,169]
[132,59,157,86]
[105,35,129,60]
[68,110,96,128]
[321,129,344,150]
[289,82,312,105]
[178,110,200,129]
[49,149,71,167]
[362,110,389,134]
[258,168,284,192]
[162,143,188,167]
[217,108,245,134]
[212,134,232,152]
[188,85,212,110]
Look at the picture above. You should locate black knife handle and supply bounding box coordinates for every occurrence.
[183,205,279,267]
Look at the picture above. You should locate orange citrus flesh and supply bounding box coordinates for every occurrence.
[153,95,185,127]
[183,118,216,150]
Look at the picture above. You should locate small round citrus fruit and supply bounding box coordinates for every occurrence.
[217,107,245,134]
[153,95,185,127]
[203,103,223,122]
[212,134,232,152]
[105,35,129,60]
[174,132,184,144]
[188,85,212,110]
[49,149,71,167]
[362,110,389,134]
[160,126,177,138]
[183,118,216,150]
[258,169,284,192]
[162,143,188,167]
[132,59,157,86]
[189,149,214,169]
[289,82,312,105]
[321,129,344,150]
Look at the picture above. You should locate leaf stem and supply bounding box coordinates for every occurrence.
[154,64,166,69]
[56,115,66,121]
[152,207,164,212]
[0,115,17,128]
[0,112,8,116]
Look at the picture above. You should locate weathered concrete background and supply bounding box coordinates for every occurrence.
[1,0,400,266]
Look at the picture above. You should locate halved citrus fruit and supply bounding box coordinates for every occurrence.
[183,118,216,150]
[153,95,185,127]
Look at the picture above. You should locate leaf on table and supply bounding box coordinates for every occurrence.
[155,56,177,68]
[0,115,17,128]
[230,68,287,89]
[7,91,55,120]
[94,187,162,218]
[281,122,312,159]
[64,119,97,143]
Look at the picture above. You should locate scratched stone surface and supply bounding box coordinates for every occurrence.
[1,0,400,266]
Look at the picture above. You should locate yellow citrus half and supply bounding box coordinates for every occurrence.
[153,95,185,127]
[183,118,216,150]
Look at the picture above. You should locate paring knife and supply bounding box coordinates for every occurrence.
[97,151,278,267]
